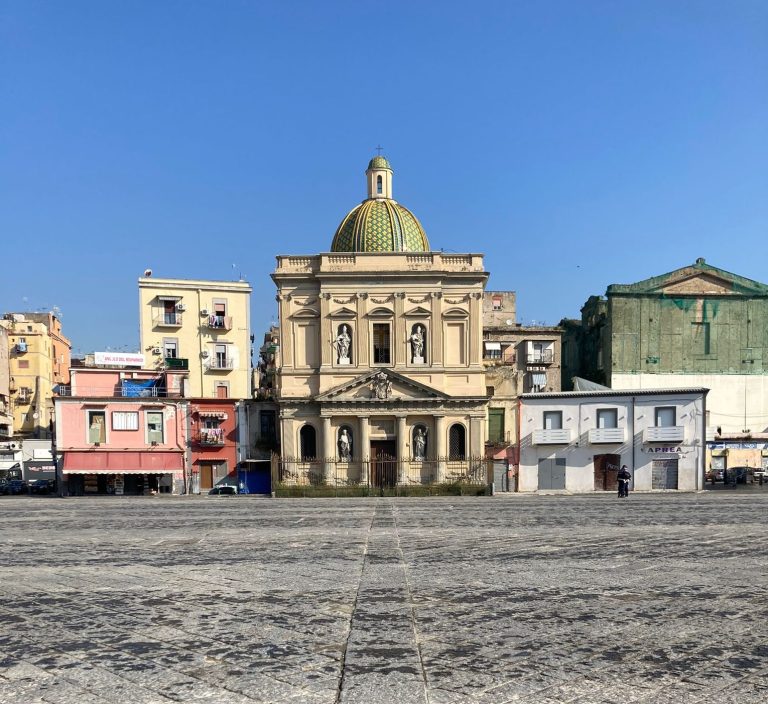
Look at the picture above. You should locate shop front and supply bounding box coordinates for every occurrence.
[62,450,184,495]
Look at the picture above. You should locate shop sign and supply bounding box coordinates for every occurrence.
[709,442,768,450]
[644,446,681,454]
[94,351,145,367]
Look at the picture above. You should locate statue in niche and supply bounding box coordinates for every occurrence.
[335,324,351,364]
[409,325,425,363]
[371,371,391,400]
[338,428,352,460]
[413,427,427,460]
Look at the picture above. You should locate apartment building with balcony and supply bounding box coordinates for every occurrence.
[0,312,71,439]
[482,291,562,473]
[0,327,11,439]
[188,398,242,493]
[518,386,708,493]
[54,364,189,495]
[138,277,252,399]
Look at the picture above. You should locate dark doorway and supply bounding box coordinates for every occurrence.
[370,440,397,488]
[594,454,621,491]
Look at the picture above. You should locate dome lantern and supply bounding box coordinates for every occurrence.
[330,155,430,253]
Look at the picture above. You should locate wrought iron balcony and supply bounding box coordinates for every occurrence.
[207,358,234,371]
[526,350,554,365]
[198,429,225,446]
[205,315,233,331]
[153,313,183,327]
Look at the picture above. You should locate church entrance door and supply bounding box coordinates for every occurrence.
[370,440,397,488]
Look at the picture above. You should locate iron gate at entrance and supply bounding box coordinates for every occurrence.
[273,455,491,497]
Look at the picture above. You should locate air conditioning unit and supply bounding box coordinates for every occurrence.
[201,350,210,358]
[152,347,162,355]
[200,309,209,316]
[176,303,186,311]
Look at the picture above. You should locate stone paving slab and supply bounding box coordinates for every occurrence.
[0,493,767,703]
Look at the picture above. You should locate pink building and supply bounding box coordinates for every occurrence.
[55,366,189,495]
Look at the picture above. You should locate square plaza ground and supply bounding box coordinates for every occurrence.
[1,494,767,704]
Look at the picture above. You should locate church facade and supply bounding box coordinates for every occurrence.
[272,156,490,485]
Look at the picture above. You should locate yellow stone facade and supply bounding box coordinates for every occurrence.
[138,278,252,399]
[273,251,490,479]
[0,313,71,438]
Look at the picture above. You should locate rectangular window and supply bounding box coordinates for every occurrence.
[488,408,505,443]
[18,360,29,369]
[492,296,502,310]
[215,382,229,398]
[596,408,618,429]
[146,411,164,443]
[543,411,562,430]
[112,411,139,431]
[87,411,107,443]
[655,406,676,427]
[260,410,277,443]
[215,344,228,369]
[372,324,391,364]
[163,339,178,358]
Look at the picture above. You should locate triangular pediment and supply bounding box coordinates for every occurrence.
[404,306,432,318]
[328,306,357,319]
[608,260,768,297]
[662,273,734,296]
[315,369,449,403]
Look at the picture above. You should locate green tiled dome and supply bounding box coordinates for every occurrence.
[367,156,392,171]
[331,199,430,253]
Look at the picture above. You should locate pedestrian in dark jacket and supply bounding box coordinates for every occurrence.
[618,465,631,498]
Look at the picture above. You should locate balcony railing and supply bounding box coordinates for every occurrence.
[207,358,234,371]
[55,385,176,398]
[153,313,183,327]
[588,427,626,444]
[526,350,554,364]
[644,426,685,443]
[205,315,233,331]
[198,428,225,446]
[486,430,512,446]
[532,428,571,445]
[164,357,189,370]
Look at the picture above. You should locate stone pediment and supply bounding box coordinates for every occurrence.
[328,306,357,319]
[608,259,768,298]
[404,305,432,317]
[290,307,320,319]
[662,273,734,296]
[315,369,449,403]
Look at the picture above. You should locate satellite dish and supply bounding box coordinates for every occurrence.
[505,319,513,326]
[144,268,153,277]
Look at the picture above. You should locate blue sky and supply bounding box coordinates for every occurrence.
[2,1,766,355]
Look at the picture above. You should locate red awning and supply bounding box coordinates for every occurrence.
[62,451,184,474]
[197,411,228,419]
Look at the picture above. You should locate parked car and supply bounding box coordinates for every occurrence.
[0,479,9,495]
[29,479,55,494]
[725,467,751,484]
[6,479,28,495]
[208,485,237,496]
[706,469,724,483]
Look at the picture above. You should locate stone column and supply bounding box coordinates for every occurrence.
[359,416,370,485]
[435,415,446,482]
[396,415,407,484]
[320,292,332,368]
[430,292,443,366]
[322,415,333,483]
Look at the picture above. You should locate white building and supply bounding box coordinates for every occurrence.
[519,387,708,493]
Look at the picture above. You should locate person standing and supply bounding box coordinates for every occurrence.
[618,465,631,498]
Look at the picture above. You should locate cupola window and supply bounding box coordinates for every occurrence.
[376,175,383,195]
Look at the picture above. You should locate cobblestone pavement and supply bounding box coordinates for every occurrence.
[1,493,767,704]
